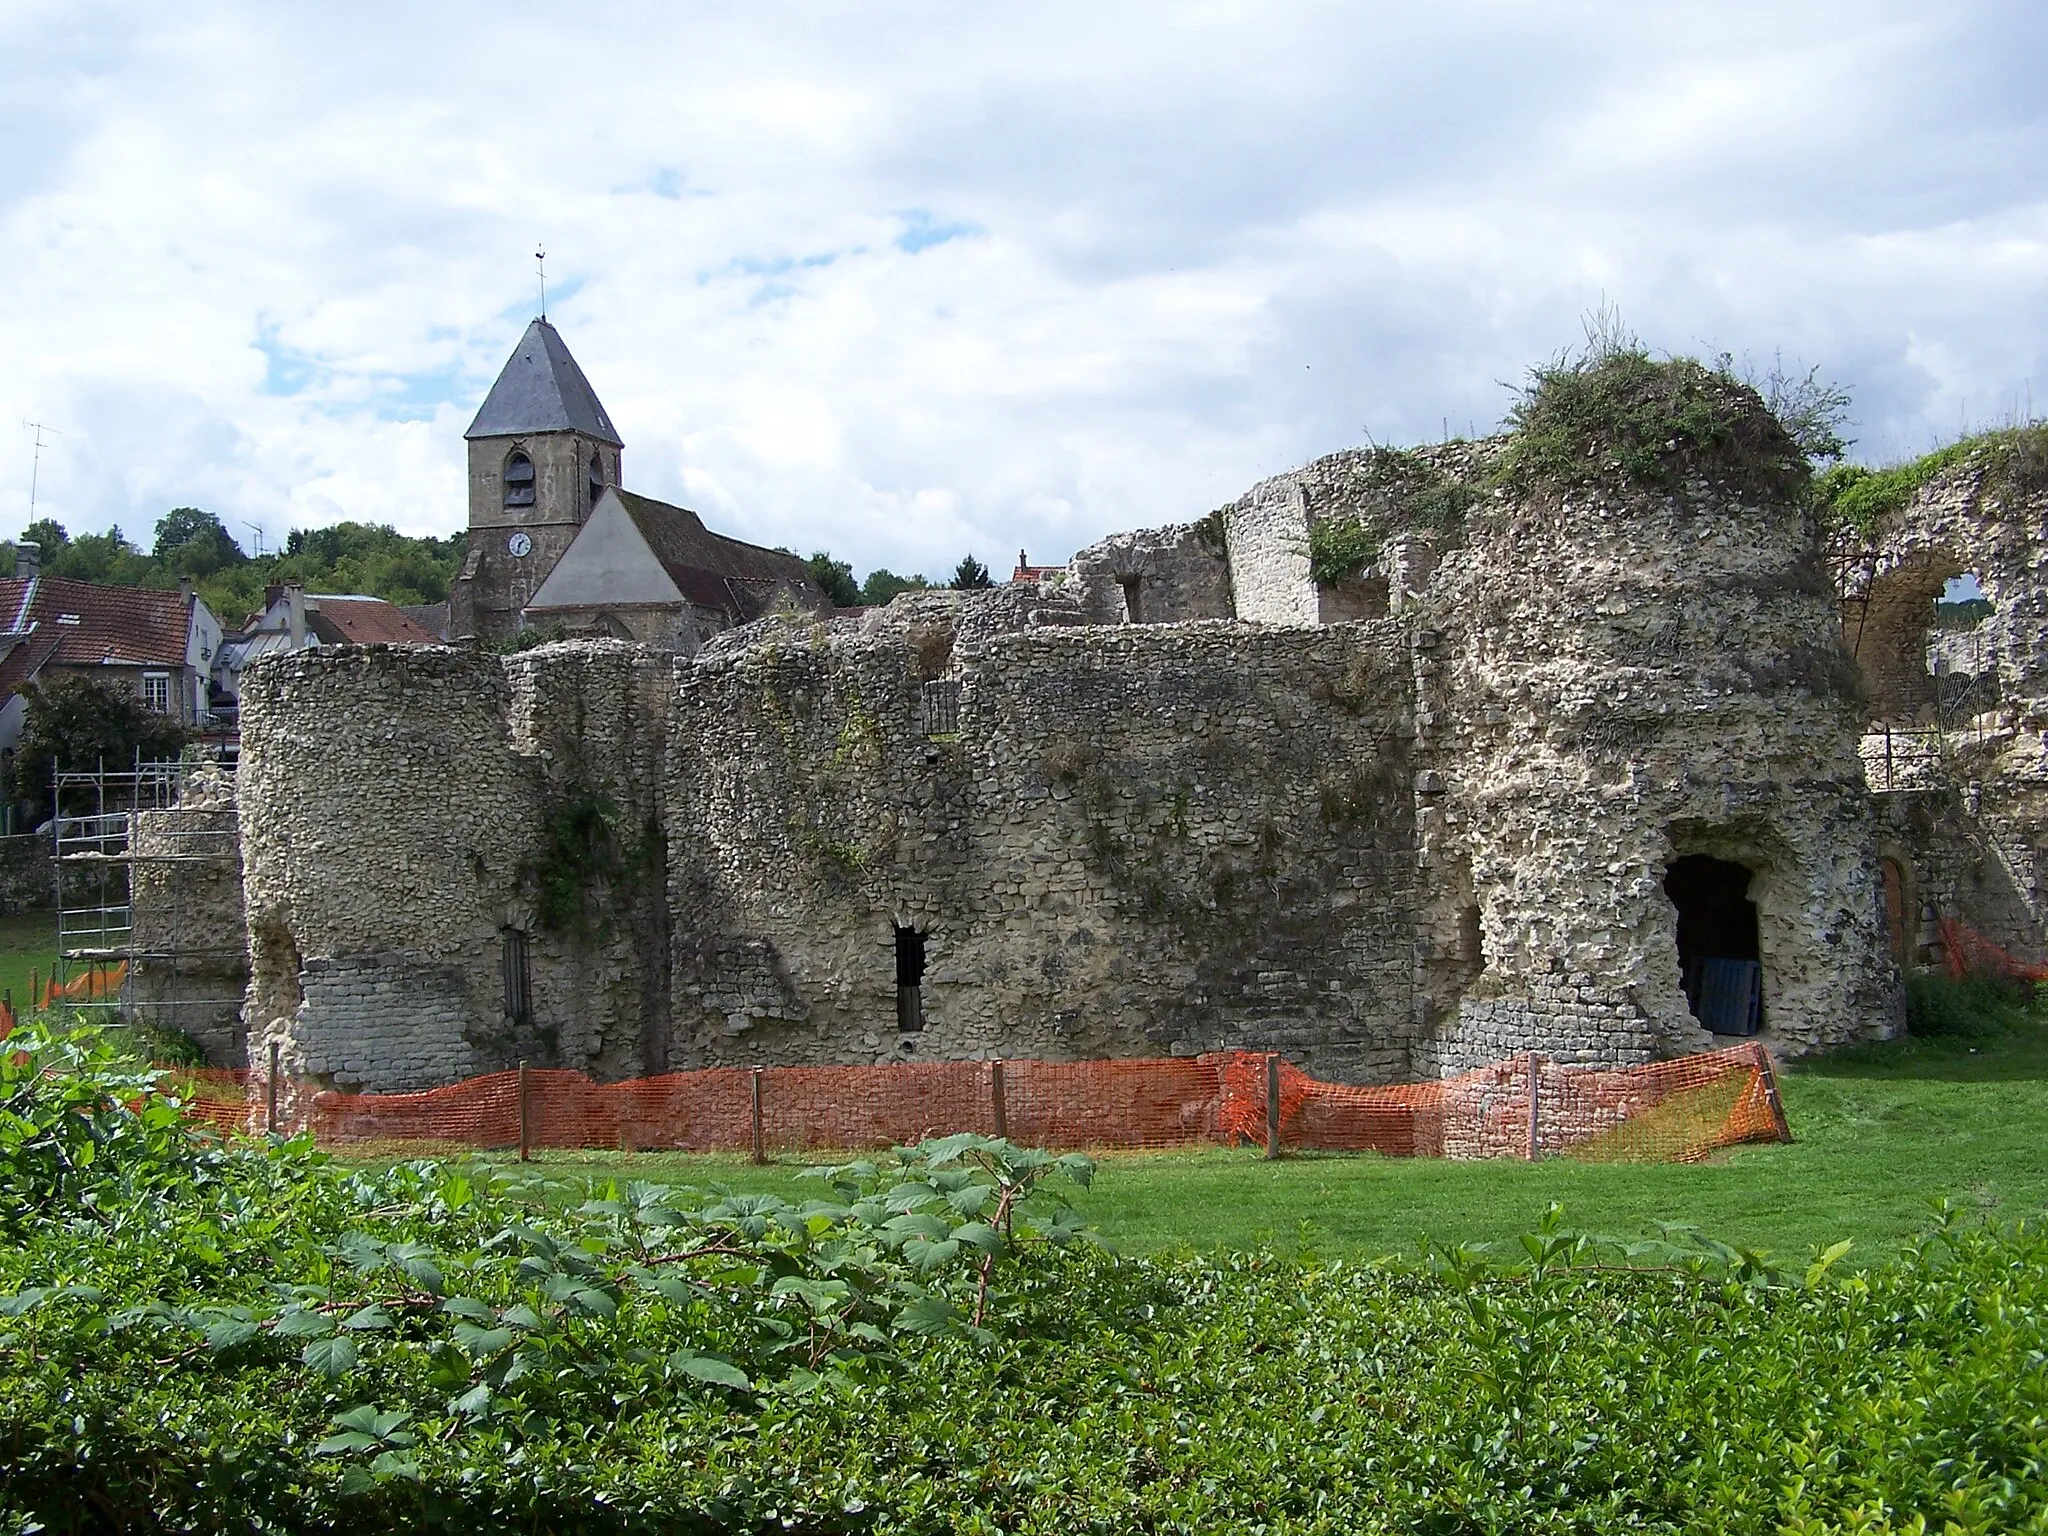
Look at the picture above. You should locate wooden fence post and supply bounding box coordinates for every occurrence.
[1526,1052,1540,1162]
[750,1068,766,1165]
[517,1060,532,1162]
[990,1059,1009,1140]
[266,1039,281,1136]
[1265,1053,1282,1161]
[1753,1041,1793,1143]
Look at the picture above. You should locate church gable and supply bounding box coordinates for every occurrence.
[526,491,686,610]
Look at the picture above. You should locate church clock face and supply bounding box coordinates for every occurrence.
[507,532,533,558]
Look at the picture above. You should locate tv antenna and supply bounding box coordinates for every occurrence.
[536,245,547,320]
[241,520,265,559]
[21,420,60,522]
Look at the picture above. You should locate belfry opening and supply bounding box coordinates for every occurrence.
[1665,854,1763,1036]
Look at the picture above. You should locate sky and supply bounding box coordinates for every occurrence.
[2,1,2044,582]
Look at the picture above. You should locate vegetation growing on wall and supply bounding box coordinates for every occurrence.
[1818,423,2048,536]
[521,781,651,936]
[1495,340,1810,503]
[1307,448,1479,586]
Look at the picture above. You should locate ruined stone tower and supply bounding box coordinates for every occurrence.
[449,319,625,641]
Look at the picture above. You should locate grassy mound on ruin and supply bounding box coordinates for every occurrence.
[1496,345,1811,505]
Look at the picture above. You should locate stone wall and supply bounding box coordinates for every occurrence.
[668,619,1425,1082]
[1840,457,2048,967]
[233,427,2024,1090]
[1421,472,1899,1065]
[236,640,678,1091]
[0,834,52,915]
[1064,523,1233,624]
[126,766,247,1064]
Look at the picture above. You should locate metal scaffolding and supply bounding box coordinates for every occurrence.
[49,754,242,1025]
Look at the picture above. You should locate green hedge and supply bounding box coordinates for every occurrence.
[2,1022,2046,1533]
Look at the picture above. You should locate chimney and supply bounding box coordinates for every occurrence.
[286,584,306,647]
[177,576,194,605]
[14,541,39,580]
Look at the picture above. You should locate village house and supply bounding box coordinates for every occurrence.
[0,542,222,759]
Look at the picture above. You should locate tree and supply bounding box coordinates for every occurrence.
[804,551,860,608]
[42,527,159,589]
[950,554,993,590]
[18,518,68,554]
[11,674,191,819]
[153,508,246,579]
[859,568,927,606]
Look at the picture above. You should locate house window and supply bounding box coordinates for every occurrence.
[504,451,536,508]
[1119,576,1143,624]
[588,453,605,506]
[141,672,172,714]
[501,929,532,1025]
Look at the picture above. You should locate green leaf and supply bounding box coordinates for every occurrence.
[672,1352,752,1390]
[951,1222,1003,1255]
[341,1305,394,1332]
[453,1323,515,1357]
[441,1296,494,1322]
[303,1334,360,1380]
[903,1236,961,1273]
[893,1295,964,1336]
[0,1288,50,1317]
[1805,1239,1854,1289]
[315,1430,379,1456]
[273,1307,336,1338]
[566,1286,616,1319]
[450,1384,494,1417]
[369,1451,422,1482]
[202,1313,260,1352]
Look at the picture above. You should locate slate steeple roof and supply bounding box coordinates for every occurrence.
[464,318,624,446]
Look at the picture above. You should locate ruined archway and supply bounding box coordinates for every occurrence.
[1664,854,1762,1036]
[1845,550,1963,727]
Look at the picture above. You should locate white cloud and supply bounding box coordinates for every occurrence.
[0,0,2043,579]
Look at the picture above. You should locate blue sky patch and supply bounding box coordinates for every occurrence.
[896,210,980,254]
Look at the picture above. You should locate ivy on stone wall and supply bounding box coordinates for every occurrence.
[522,782,653,936]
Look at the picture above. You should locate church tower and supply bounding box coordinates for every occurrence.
[448,319,624,641]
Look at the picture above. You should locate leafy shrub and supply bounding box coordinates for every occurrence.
[1306,448,1477,586]
[4,1039,2048,1532]
[1305,513,1382,586]
[1907,969,2028,1038]
[0,1020,199,1234]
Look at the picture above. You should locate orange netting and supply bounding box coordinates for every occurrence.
[168,1043,1790,1164]
[1939,916,2048,985]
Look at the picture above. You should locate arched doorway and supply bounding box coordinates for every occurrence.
[1665,854,1763,1035]
[1880,857,1910,968]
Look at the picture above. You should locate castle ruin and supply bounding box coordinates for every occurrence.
[133,351,2048,1093]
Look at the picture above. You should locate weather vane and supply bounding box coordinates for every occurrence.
[21,419,60,522]
[537,246,547,321]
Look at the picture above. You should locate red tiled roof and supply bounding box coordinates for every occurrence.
[308,596,442,647]
[0,575,191,672]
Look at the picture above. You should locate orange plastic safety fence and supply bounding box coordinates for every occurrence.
[1940,915,2048,985]
[162,1044,1790,1164]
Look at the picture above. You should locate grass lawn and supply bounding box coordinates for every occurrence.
[0,908,59,1015]
[429,1017,2048,1267]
